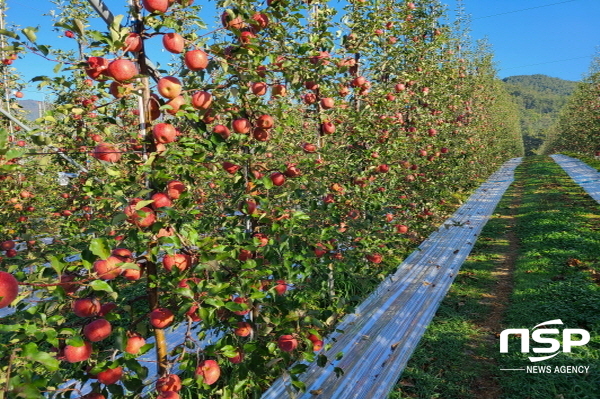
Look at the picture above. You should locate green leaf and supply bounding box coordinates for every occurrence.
[22,27,38,42]
[90,237,111,259]
[0,29,19,39]
[90,279,114,293]
[23,343,59,371]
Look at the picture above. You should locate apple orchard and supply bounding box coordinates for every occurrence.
[0,0,523,398]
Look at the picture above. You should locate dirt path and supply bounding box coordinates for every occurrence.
[469,174,523,399]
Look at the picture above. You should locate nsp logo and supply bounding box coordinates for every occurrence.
[500,319,590,362]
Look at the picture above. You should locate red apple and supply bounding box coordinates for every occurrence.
[395,224,409,234]
[320,122,335,134]
[256,114,274,129]
[64,341,93,363]
[152,192,173,208]
[72,298,101,318]
[366,253,383,264]
[270,172,285,187]
[124,204,156,228]
[150,308,174,328]
[153,123,177,144]
[84,318,112,342]
[277,335,298,352]
[163,32,184,53]
[251,12,269,30]
[162,253,192,272]
[222,161,241,174]
[320,97,334,109]
[157,76,182,99]
[274,279,287,295]
[272,84,287,97]
[92,143,121,163]
[284,164,301,178]
[122,265,143,280]
[86,57,109,80]
[156,373,182,392]
[107,59,138,82]
[213,124,231,139]
[98,302,117,317]
[0,240,15,251]
[228,349,244,364]
[0,271,19,309]
[93,256,123,280]
[96,365,123,385]
[123,32,142,52]
[125,333,145,354]
[195,360,220,385]
[191,91,212,110]
[165,95,186,115]
[302,143,317,153]
[251,82,267,96]
[157,392,179,399]
[232,118,251,134]
[166,180,186,199]
[234,321,252,337]
[252,127,270,141]
[142,0,169,13]
[81,393,106,399]
[184,49,209,71]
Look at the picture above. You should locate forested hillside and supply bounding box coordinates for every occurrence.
[503,74,577,155]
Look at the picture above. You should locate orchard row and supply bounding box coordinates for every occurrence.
[0,1,523,398]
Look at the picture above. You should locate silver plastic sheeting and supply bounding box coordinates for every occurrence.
[262,157,523,399]
[551,154,600,202]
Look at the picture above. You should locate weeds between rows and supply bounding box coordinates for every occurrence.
[390,156,600,399]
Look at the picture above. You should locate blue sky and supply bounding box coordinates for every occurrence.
[2,0,599,101]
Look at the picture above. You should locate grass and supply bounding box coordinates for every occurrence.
[390,156,600,399]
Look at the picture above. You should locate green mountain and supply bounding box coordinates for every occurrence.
[502,74,577,155]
